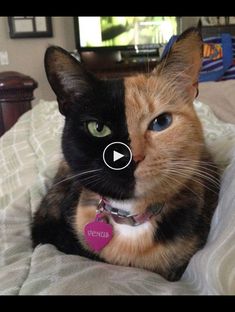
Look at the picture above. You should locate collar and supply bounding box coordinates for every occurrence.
[97,197,164,226]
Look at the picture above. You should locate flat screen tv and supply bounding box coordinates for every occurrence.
[74,16,179,55]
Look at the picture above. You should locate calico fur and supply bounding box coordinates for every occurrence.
[31,28,220,281]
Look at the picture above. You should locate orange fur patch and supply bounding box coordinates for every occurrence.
[124,73,204,210]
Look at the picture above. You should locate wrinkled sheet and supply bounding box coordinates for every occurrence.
[1,96,235,295]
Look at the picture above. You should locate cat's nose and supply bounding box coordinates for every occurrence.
[133,154,145,164]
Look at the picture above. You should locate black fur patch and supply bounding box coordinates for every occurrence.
[32,171,101,261]
[62,77,135,200]
[32,215,102,261]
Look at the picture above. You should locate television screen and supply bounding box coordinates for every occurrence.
[74,17,178,52]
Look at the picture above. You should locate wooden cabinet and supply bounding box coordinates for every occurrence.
[0,71,38,137]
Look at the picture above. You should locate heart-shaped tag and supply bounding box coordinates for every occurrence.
[84,220,113,252]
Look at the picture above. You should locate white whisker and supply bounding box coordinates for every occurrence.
[165,169,219,195]
[54,169,103,186]
[161,172,204,202]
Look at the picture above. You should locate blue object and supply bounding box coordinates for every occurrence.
[160,33,233,82]
[160,35,178,60]
[199,33,233,82]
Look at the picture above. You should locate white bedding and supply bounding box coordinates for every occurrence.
[0,99,235,295]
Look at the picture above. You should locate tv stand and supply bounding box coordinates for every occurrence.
[121,48,158,59]
[80,51,159,79]
[81,50,122,66]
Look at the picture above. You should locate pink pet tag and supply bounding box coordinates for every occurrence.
[84,213,113,252]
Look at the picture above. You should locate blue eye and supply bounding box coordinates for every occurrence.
[148,113,172,132]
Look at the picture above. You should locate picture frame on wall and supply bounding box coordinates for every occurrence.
[8,16,53,38]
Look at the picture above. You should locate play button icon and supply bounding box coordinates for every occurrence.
[113,151,124,162]
[103,142,132,170]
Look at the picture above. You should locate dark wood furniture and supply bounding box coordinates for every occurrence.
[0,71,38,137]
[85,60,158,79]
[80,51,159,79]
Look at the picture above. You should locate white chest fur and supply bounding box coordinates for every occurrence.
[106,198,136,213]
[73,192,163,271]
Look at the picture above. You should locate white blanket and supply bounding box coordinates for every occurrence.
[0,99,235,295]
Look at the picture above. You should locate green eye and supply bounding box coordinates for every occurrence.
[87,121,111,137]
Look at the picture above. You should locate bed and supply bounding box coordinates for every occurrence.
[0,79,235,295]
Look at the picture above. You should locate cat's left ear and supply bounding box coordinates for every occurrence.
[156,27,203,98]
[44,46,92,115]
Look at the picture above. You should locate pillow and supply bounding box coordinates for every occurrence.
[193,99,235,170]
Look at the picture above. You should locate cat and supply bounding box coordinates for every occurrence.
[31,27,220,282]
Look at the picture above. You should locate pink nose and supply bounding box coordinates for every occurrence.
[133,154,145,164]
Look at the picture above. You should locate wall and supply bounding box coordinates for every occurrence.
[0,16,75,105]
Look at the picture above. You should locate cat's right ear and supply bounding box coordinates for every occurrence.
[44,46,91,115]
[155,28,203,100]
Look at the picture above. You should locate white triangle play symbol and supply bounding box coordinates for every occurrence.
[113,150,124,162]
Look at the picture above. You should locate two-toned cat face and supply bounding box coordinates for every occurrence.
[45,27,204,201]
